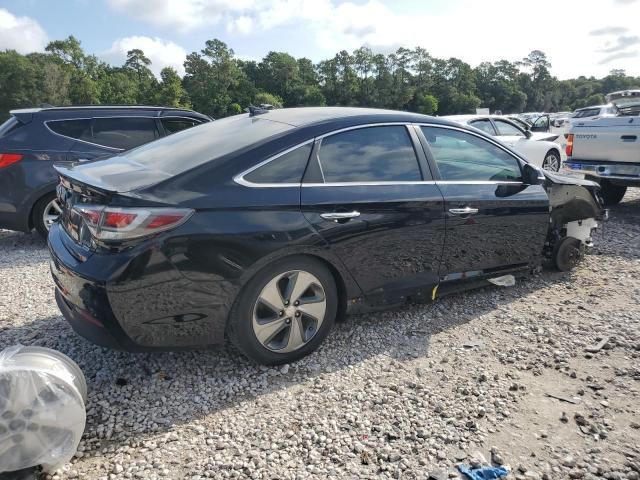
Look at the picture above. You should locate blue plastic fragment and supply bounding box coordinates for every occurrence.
[457,464,509,480]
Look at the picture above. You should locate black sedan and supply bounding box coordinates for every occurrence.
[48,107,604,365]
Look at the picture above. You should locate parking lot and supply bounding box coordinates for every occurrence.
[0,190,639,480]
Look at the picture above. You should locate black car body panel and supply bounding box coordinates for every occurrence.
[48,107,604,352]
[0,106,211,232]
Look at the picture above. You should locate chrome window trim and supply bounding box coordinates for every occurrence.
[234,123,414,188]
[233,122,528,188]
[302,181,437,187]
[233,139,314,188]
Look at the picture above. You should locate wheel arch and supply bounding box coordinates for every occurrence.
[230,248,359,326]
[26,184,58,231]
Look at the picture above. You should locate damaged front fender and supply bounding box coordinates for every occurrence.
[542,171,607,268]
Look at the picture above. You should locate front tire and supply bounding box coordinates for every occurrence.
[227,256,338,365]
[32,192,62,239]
[599,180,627,206]
[553,237,583,272]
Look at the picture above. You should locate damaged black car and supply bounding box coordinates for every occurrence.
[48,107,605,365]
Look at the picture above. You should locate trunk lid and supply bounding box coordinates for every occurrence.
[570,117,640,163]
[54,156,173,193]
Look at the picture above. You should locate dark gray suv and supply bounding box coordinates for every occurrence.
[0,105,211,237]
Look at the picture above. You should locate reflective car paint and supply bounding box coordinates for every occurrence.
[48,108,600,353]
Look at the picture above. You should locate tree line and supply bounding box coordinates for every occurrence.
[1,35,639,121]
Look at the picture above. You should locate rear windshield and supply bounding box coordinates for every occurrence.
[121,114,294,175]
[572,108,601,118]
[0,117,21,138]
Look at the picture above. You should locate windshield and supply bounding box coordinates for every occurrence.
[120,114,294,176]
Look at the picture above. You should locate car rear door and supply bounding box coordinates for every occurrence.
[300,124,446,305]
[418,124,549,281]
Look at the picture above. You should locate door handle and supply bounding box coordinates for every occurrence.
[320,211,361,221]
[449,207,479,216]
[621,135,637,141]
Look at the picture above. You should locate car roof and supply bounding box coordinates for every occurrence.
[574,105,608,111]
[9,105,211,121]
[249,107,450,128]
[11,105,195,113]
[441,114,515,123]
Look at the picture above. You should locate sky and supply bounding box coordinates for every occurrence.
[0,0,639,79]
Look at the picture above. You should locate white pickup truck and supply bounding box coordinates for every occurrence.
[563,90,640,205]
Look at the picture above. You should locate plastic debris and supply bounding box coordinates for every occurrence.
[0,345,87,473]
[487,275,515,287]
[457,464,509,480]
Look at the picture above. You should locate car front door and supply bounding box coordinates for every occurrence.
[418,125,549,282]
[300,124,446,305]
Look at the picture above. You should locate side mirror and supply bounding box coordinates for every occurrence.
[524,130,533,138]
[523,163,544,185]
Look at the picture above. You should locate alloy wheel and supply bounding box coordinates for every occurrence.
[42,198,63,231]
[252,270,327,353]
[542,152,560,172]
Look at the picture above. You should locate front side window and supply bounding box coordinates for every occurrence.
[494,120,525,137]
[92,117,159,150]
[47,119,92,142]
[161,118,202,135]
[469,119,496,135]
[317,126,422,182]
[422,126,522,182]
[244,143,312,184]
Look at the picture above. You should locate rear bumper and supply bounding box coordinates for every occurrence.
[563,160,640,183]
[48,222,230,351]
[0,210,29,232]
[54,289,122,349]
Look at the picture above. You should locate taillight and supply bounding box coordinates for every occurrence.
[73,205,193,242]
[0,153,23,168]
[566,134,574,157]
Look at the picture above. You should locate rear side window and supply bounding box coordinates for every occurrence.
[47,119,92,141]
[92,117,159,150]
[469,119,495,135]
[244,143,312,184]
[161,118,202,134]
[494,120,525,137]
[317,126,422,182]
[122,115,293,176]
[422,126,522,182]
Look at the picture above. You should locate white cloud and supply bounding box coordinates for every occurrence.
[107,0,256,33]
[102,36,187,77]
[228,16,253,35]
[0,8,48,54]
[106,0,640,78]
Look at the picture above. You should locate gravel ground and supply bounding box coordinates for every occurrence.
[1,190,639,480]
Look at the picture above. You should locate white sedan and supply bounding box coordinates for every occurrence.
[442,115,565,171]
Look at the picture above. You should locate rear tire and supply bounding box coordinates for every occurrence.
[227,256,338,365]
[599,180,626,206]
[32,192,61,239]
[542,149,561,172]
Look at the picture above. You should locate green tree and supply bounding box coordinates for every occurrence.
[183,39,242,117]
[254,92,283,108]
[155,67,190,108]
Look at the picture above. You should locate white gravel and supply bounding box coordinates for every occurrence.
[0,190,639,480]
